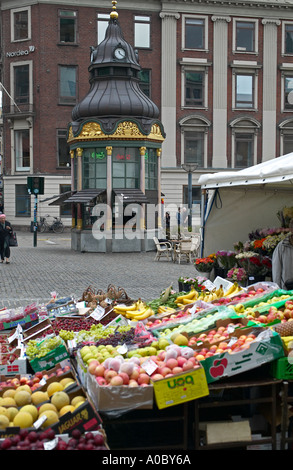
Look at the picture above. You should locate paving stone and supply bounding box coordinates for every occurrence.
[0,232,198,309]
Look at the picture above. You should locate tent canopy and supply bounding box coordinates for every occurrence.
[198,153,293,256]
[199,152,293,189]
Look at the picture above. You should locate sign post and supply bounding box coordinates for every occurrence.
[27,177,44,247]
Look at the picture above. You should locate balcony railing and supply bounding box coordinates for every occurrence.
[2,103,35,117]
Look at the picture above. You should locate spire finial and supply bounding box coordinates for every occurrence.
[110,1,118,20]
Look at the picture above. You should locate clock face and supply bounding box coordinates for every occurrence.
[114,47,126,59]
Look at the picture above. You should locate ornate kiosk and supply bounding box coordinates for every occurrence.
[66,2,165,252]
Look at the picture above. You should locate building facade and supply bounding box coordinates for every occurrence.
[0,0,293,232]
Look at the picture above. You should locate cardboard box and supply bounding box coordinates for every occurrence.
[199,328,285,383]
[0,349,28,376]
[0,312,38,331]
[152,365,209,410]
[87,372,153,412]
[206,420,251,445]
[29,342,69,373]
[270,357,293,379]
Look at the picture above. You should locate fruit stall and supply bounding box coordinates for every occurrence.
[2,262,293,451]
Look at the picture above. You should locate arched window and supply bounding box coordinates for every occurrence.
[179,115,211,169]
[229,117,261,168]
[279,119,293,155]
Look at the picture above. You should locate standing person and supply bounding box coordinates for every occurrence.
[164,211,170,239]
[272,219,293,289]
[177,207,181,238]
[0,214,12,264]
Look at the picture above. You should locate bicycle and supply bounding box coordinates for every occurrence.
[39,215,64,233]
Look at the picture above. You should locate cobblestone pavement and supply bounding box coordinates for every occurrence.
[0,232,197,309]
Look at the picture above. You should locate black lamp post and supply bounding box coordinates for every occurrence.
[182,163,198,229]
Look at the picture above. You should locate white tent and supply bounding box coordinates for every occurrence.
[198,153,293,255]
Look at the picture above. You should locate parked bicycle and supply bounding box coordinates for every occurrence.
[39,215,64,233]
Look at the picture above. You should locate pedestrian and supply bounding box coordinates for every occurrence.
[177,207,181,237]
[272,218,293,289]
[164,211,170,239]
[0,214,12,264]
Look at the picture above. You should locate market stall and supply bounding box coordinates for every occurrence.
[198,152,293,256]
[1,275,293,450]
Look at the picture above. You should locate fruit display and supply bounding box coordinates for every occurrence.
[25,336,64,360]
[187,321,245,347]
[113,299,154,320]
[87,343,201,385]
[0,428,107,451]
[192,331,258,361]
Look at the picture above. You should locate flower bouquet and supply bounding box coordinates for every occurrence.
[227,267,247,283]
[178,276,205,292]
[236,252,271,277]
[194,255,215,273]
[215,250,237,270]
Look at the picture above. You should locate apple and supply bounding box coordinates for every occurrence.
[150,373,164,381]
[172,366,183,374]
[182,360,194,371]
[110,375,124,386]
[137,373,150,385]
[104,370,118,382]
[195,354,205,361]
[94,365,106,377]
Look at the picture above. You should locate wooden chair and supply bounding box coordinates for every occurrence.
[153,237,173,261]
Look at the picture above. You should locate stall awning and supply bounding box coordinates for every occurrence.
[113,189,150,204]
[64,189,106,204]
[49,191,76,206]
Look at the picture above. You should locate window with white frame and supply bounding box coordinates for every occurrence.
[134,16,150,48]
[235,73,254,108]
[283,22,293,55]
[234,19,257,53]
[180,116,211,168]
[183,16,207,50]
[279,120,293,155]
[11,61,33,113]
[58,65,77,104]
[185,71,205,107]
[59,10,77,43]
[15,129,30,171]
[11,6,31,42]
[97,13,110,44]
[283,74,293,110]
[230,118,260,168]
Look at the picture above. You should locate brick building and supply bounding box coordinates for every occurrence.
[0,0,293,232]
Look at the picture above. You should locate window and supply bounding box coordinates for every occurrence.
[16,185,31,217]
[83,148,107,189]
[185,18,205,49]
[183,186,201,216]
[180,115,211,168]
[279,119,293,155]
[12,7,30,42]
[97,14,110,44]
[283,133,293,155]
[234,133,254,168]
[285,23,293,54]
[15,129,30,171]
[60,184,71,217]
[145,149,157,190]
[185,71,205,107]
[134,16,150,48]
[230,118,260,168]
[284,75,293,109]
[236,21,255,52]
[57,130,70,167]
[59,65,77,104]
[184,131,204,167]
[235,73,254,108]
[59,10,77,43]
[112,147,140,188]
[14,64,29,104]
[138,69,151,97]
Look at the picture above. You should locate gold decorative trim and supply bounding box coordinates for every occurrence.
[67,121,165,144]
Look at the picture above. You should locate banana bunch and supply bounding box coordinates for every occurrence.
[157,306,177,314]
[114,299,154,321]
[175,289,199,307]
[223,282,243,298]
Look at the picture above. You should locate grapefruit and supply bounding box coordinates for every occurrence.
[39,410,59,428]
[71,396,85,407]
[59,378,75,387]
[20,404,38,422]
[0,414,10,429]
[31,391,49,405]
[13,411,34,428]
[1,397,16,407]
[2,389,16,398]
[38,403,58,415]
[59,405,75,416]
[50,391,70,410]
[46,381,64,397]
[14,390,32,407]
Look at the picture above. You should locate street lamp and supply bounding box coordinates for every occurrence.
[181,163,198,229]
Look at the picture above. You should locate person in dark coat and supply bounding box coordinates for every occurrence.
[0,214,12,263]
